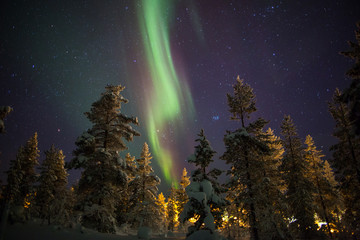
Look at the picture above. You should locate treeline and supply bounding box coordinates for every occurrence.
[0,23,359,240]
[0,85,193,237]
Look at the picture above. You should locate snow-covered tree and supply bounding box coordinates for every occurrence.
[328,88,360,238]
[280,116,318,239]
[6,147,25,207]
[188,129,216,180]
[0,106,12,134]
[36,145,72,225]
[3,133,39,223]
[116,152,138,225]
[222,77,274,240]
[181,129,225,238]
[67,85,140,233]
[254,128,290,240]
[128,142,161,230]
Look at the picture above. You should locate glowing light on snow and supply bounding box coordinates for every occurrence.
[138,0,195,185]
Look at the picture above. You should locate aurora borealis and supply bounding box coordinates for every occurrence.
[137,0,195,184]
[1,0,360,192]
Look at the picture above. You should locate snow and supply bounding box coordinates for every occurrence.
[137,226,151,239]
[185,230,226,240]
[201,180,213,199]
[3,220,186,240]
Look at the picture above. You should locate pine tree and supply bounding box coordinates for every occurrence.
[181,129,225,237]
[156,192,168,233]
[304,135,341,238]
[36,145,71,225]
[221,76,272,240]
[340,22,360,136]
[280,116,317,239]
[128,143,161,230]
[329,88,360,237]
[68,85,140,233]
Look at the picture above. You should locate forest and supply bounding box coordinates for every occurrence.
[0,24,360,240]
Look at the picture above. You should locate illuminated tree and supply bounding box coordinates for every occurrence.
[222,76,270,240]
[67,85,140,233]
[340,22,360,136]
[329,88,360,237]
[176,168,190,231]
[280,116,318,239]
[304,135,340,238]
[36,145,71,225]
[255,128,290,240]
[177,168,190,213]
[156,192,168,233]
[128,142,161,229]
[167,186,180,232]
[125,152,138,181]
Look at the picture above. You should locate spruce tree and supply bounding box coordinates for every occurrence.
[304,135,340,238]
[6,147,25,207]
[329,88,360,237]
[20,132,39,212]
[340,22,360,136]
[67,85,140,233]
[36,145,71,225]
[128,142,161,229]
[181,129,225,237]
[3,133,39,222]
[256,128,290,240]
[222,76,272,240]
[280,116,317,239]
[116,152,138,225]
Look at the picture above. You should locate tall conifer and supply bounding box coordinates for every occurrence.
[128,143,161,229]
[222,76,270,240]
[36,145,71,225]
[304,135,340,238]
[329,88,360,237]
[340,22,360,136]
[68,85,140,233]
[280,116,317,239]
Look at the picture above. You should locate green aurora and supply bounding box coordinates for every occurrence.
[138,0,195,185]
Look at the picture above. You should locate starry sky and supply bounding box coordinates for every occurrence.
[1,0,359,193]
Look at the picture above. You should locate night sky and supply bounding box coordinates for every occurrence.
[1,0,359,193]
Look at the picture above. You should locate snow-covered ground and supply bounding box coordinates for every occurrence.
[3,220,186,240]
